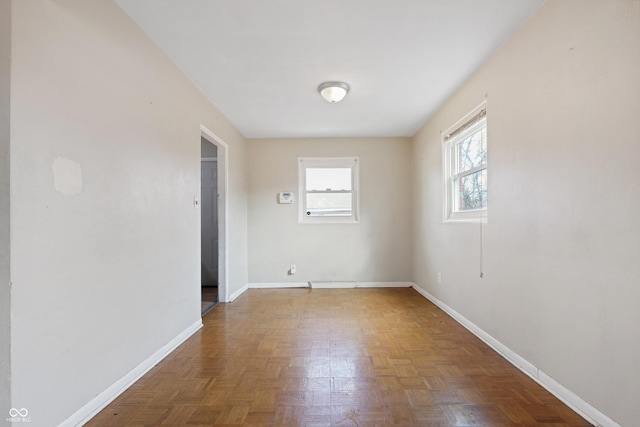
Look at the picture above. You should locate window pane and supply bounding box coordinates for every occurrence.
[456,126,486,174]
[454,168,487,211]
[306,193,352,217]
[306,168,352,191]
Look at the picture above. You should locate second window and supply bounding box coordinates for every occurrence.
[443,103,488,222]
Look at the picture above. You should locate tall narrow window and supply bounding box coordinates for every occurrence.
[299,157,359,224]
[443,103,487,222]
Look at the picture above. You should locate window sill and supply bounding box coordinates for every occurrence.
[444,210,487,224]
[299,216,359,225]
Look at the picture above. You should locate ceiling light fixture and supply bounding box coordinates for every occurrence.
[318,81,350,103]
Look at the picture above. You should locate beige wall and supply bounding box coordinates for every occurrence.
[411,1,640,425]
[5,0,638,425]
[9,1,247,425]
[248,138,412,284]
[0,0,11,418]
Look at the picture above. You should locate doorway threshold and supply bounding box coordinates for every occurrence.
[201,301,218,317]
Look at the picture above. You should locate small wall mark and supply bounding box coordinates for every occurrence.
[52,157,82,195]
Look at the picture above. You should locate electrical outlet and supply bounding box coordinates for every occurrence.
[437,272,442,284]
[289,264,296,275]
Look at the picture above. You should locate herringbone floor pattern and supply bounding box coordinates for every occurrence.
[88,288,591,426]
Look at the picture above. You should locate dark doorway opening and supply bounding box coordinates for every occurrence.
[201,137,219,315]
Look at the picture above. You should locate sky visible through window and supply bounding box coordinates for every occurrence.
[306,168,351,191]
[306,168,353,216]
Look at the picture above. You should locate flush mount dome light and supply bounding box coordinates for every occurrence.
[318,81,350,103]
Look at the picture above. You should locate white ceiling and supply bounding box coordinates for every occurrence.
[116,0,545,139]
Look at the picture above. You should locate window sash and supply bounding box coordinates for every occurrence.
[442,103,487,223]
[306,190,352,194]
[299,157,359,224]
[451,167,487,212]
[305,195,353,217]
[451,163,486,181]
[452,121,486,173]
[305,167,353,191]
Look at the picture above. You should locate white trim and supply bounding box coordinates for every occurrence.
[452,163,485,181]
[311,281,414,289]
[228,284,248,302]
[536,371,615,427]
[247,282,413,289]
[61,320,203,427]
[200,126,229,302]
[411,285,618,427]
[249,282,309,289]
[311,281,356,289]
[355,282,413,288]
[442,101,488,223]
[446,210,488,223]
[298,157,360,224]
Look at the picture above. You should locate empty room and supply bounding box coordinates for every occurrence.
[1,0,639,426]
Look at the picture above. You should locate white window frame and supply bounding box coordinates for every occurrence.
[442,102,488,223]
[298,157,360,224]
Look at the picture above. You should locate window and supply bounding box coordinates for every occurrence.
[298,157,359,224]
[443,103,487,222]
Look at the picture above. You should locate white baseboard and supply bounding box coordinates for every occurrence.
[355,282,414,288]
[61,319,203,427]
[248,282,308,289]
[411,284,618,427]
[536,370,616,427]
[311,281,414,289]
[248,282,413,289]
[228,284,249,302]
[311,281,355,288]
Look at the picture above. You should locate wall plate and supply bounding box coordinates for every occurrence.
[279,192,293,204]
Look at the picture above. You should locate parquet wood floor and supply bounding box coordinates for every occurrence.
[88,288,591,426]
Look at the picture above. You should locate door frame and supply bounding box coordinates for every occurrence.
[200,125,229,303]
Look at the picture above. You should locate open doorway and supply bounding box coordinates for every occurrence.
[200,127,228,315]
